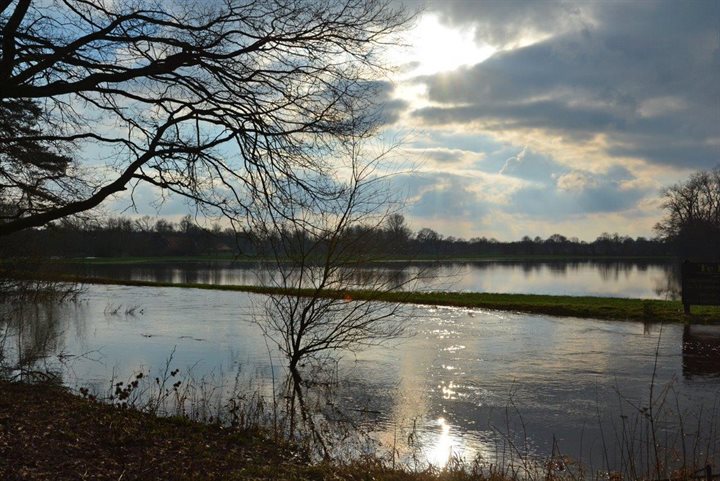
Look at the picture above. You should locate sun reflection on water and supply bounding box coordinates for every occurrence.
[424,417,468,468]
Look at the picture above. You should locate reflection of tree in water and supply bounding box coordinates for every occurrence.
[653,262,681,300]
[596,261,634,282]
[0,301,69,382]
[284,366,343,459]
[342,263,440,291]
[519,261,543,275]
[682,324,720,379]
[546,261,570,275]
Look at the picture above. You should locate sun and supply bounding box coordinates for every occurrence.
[399,13,496,77]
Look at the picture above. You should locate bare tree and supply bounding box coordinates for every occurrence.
[0,0,410,237]
[655,168,720,260]
[253,138,416,374]
[251,137,423,458]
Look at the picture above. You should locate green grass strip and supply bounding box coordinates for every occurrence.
[37,274,720,323]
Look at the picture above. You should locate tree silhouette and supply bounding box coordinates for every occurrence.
[655,168,720,260]
[0,99,80,225]
[0,0,410,236]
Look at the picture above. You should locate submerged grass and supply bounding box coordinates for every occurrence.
[17,273,720,323]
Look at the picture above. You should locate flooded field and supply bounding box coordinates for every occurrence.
[2,283,717,471]
[57,259,680,299]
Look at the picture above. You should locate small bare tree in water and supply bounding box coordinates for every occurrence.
[253,139,416,373]
[251,138,421,456]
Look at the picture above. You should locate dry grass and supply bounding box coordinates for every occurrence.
[0,380,515,481]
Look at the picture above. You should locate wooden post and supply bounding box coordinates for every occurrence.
[681,260,690,314]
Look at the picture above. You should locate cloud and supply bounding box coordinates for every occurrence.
[392,171,517,220]
[496,146,567,183]
[409,0,720,170]
[507,169,649,218]
[400,147,486,170]
[499,146,528,175]
[107,182,195,218]
[362,80,409,126]
[426,0,593,49]
[410,180,487,219]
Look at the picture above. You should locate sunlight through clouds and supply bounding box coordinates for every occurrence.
[393,13,496,78]
[381,1,720,240]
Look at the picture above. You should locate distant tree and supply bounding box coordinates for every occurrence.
[179,215,195,234]
[415,227,443,255]
[0,0,410,237]
[416,227,441,243]
[655,168,720,260]
[134,216,154,233]
[385,214,412,245]
[154,219,175,234]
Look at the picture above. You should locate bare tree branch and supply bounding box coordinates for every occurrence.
[0,0,411,236]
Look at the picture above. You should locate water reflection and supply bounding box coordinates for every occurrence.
[47,259,680,299]
[683,324,720,379]
[424,417,462,468]
[0,301,78,382]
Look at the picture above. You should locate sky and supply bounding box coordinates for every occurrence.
[113,0,720,242]
[374,0,720,241]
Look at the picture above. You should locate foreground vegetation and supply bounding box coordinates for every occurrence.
[16,273,719,323]
[0,380,534,481]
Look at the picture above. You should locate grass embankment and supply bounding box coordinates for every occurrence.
[0,380,488,481]
[38,274,720,323]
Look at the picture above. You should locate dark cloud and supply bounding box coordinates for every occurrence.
[412,0,720,169]
[414,101,621,140]
[353,80,409,126]
[426,0,591,49]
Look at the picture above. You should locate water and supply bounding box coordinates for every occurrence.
[56,259,680,299]
[2,283,717,472]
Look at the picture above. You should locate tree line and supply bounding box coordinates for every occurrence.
[1,213,672,259]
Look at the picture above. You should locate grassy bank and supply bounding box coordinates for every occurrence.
[0,380,490,481]
[28,274,720,323]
